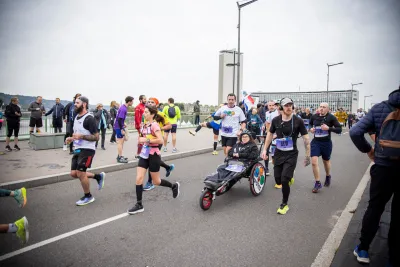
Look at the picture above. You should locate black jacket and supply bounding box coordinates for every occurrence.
[5,103,21,122]
[93,109,110,129]
[228,141,259,161]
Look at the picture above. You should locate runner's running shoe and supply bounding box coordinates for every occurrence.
[274,184,282,189]
[14,187,27,208]
[166,164,175,178]
[143,182,155,191]
[212,151,218,155]
[15,216,29,244]
[172,182,180,198]
[189,130,196,136]
[353,245,370,264]
[97,172,106,190]
[277,203,289,215]
[324,175,331,187]
[312,181,322,193]
[128,202,144,215]
[76,195,95,206]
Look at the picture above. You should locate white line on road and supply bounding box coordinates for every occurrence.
[310,163,372,267]
[0,213,129,262]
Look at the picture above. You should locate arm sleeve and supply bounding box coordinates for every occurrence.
[118,117,124,129]
[269,119,277,133]
[214,108,222,117]
[45,107,54,116]
[134,107,141,129]
[329,115,342,134]
[349,110,374,153]
[28,103,34,111]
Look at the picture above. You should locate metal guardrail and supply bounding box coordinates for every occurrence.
[0,113,212,141]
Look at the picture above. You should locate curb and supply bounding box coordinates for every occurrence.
[310,163,372,267]
[0,146,223,190]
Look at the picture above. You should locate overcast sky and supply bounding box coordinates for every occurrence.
[0,0,399,107]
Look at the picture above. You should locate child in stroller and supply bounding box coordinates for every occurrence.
[200,130,266,210]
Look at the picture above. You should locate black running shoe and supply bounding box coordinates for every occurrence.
[324,175,331,187]
[14,145,20,151]
[172,182,180,198]
[5,145,12,152]
[127,203,144,215]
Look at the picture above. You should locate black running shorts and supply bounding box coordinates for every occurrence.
[221,136,237,147]
[71,149,95,172]
[138,153,161,172]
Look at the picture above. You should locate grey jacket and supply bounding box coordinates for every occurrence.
[93,109,111,129]
[28,101,45,119]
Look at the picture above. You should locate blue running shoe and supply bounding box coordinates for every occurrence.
[166,164,175,178]
[143,182,155,191]
[312,181,322,193]
[97,172,106,190]
[76,195,95,206]
[353,245,370,264]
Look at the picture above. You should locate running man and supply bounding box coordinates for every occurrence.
[214,93,246,156]
[309,102,342,193]
[65,96,106,206]
[128,105,180,214]
[264,100,280,176]
[143,97,174,191]
[163,98,181,153]
[301,107,312,131]
[262,97,310,215]
[114,96,134,163]
[189,103,224,155]
[0,188,28,244]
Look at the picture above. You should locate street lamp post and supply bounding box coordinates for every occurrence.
[351,82,363,113]
[236,0,258,104]
[364,95,373,111]
[326,62,343,102]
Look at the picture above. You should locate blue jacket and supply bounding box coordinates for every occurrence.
[349,89,400,166]
[45,103,64,118]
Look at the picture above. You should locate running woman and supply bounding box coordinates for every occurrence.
[189,104,224,155]
[309,102,342,193]
[128,105,180,214]
[66,96,106,206]
[213,93,246,156]
[143,97,174,191]
[262,98,310,215]
[0,188,28,244]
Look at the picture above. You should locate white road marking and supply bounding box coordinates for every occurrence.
[0,213,129,262]
[310,163,372,267]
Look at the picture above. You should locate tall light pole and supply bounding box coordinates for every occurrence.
[236,0,258,104]
[351,82,363,113]
[364,95,373,111]
[326,62,343,102]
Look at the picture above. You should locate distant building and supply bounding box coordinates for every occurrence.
[251,90,359,113]
[218,50,243,105]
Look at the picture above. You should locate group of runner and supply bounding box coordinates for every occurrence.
[1,93,344,245]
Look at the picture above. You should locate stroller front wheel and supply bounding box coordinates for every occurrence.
[200,189,213,210]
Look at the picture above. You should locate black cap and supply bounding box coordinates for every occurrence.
[78,96,89,106]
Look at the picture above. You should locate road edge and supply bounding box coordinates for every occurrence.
[0,146,223,189]
[310,162,373,267]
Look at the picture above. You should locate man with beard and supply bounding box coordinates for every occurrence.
[65,96,106,206]
[309,102,342,193]
[262,98,311,215]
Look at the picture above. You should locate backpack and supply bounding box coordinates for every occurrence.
[168,105,176,118]
[378,101,400,158]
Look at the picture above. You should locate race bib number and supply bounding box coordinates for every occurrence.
[303,119,310,125]
[276,137,294,151]
[139,145,150,159]
[269,144,276,156]
[315,126,329,137]
[222,126,233,134]
[73,139,83,146]
[225,164,245,173]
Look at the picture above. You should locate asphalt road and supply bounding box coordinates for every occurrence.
[0,131,371,267]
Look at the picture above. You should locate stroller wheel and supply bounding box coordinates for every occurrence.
[200,189,213,210]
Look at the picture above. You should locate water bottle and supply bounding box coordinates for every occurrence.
[140,143,150,159]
